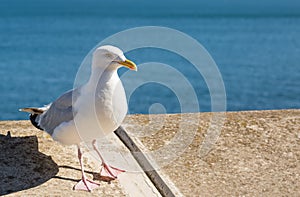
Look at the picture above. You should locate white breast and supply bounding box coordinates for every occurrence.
[71,70,127,143]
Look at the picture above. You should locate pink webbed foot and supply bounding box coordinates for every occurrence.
[91,139,125,181]
[99,163,125,181]
[73,177,100,192]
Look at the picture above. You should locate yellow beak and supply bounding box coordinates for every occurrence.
[118,59,137,71]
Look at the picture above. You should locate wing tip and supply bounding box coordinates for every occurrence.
[19,108,30,112]
[19,108,44,114]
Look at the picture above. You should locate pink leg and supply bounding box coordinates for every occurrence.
[92,140,125,180]
[73,146,99,192]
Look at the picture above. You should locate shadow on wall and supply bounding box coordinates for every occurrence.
[0,132,58,195]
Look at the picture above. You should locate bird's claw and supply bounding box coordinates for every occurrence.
[99,163,125,180]
[73,178,100,192]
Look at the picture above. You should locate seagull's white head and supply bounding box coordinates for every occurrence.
[92,45,137,71]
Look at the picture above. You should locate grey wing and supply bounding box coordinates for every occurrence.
[38,88,80,135]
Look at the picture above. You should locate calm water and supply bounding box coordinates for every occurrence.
[0,4,299,120]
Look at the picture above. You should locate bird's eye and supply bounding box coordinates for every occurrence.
[105,53,113,59]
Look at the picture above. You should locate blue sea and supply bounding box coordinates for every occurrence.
[0,1,299,120]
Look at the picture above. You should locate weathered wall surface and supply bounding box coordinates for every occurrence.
[1,110,299,196]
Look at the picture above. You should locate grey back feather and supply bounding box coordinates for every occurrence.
[38,88,80,135]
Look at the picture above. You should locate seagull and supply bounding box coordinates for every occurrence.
[20,45,137,192]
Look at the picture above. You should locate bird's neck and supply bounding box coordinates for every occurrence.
[85,66,118,90]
